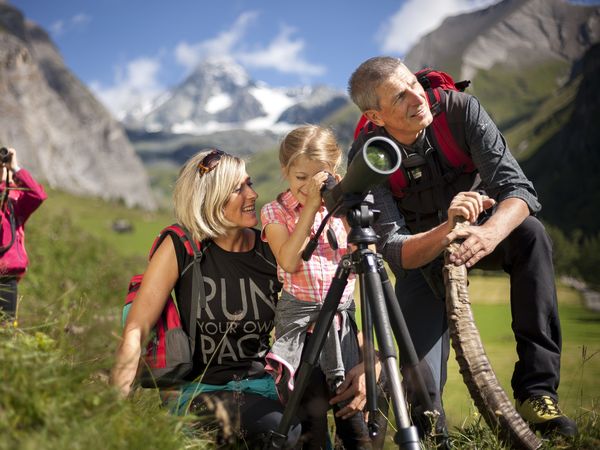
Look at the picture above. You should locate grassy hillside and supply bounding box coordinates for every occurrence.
[40,188,175,259]
[1,189,597,448]
[443,273,600,433]
[246,145,286,213]
[470,59,572,134]
[2,191,204,450]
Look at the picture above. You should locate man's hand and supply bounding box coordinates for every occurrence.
[447,224,501,268]
[447,196,529,269]
[329,363,367,419]
[446,191,497,268]
[447,191,495,225]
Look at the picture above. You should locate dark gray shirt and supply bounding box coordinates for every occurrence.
[352,93,540,274]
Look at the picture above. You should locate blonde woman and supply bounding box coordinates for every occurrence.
[111,149,300,447]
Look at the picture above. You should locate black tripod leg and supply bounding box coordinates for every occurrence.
[358,275,379,438]
[266,261,352,449]
[360,252,419,450]
[377,262,435,414]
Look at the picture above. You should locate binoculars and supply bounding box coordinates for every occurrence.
[0,147,12,164]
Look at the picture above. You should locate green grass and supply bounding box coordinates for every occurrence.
[1,192,212,450]
[436,272,600,430]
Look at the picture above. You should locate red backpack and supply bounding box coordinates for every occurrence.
[122,224,207,388]
[354,68,475,198]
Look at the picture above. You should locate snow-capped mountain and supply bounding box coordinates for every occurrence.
[122,57,349,135]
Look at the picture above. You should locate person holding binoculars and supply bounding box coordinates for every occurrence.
[0,147,47,326]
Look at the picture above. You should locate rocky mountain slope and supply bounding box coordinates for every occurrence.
[0,2,156,209]
[404,0,599,80]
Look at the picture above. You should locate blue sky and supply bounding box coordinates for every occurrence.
[9,0,598,115]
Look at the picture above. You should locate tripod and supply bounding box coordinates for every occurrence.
[266,195,435,449]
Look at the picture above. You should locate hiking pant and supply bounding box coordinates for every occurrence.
[297,328,391,450]
[0,277,18,319]
[299,365,388,450]
[189,391,302,448]
[395,216,562,432]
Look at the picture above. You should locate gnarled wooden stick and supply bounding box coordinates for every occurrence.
[443,219,542,449]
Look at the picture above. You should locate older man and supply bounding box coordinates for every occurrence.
[347,56,576,440]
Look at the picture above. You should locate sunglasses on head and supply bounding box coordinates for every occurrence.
[197,149,225,176]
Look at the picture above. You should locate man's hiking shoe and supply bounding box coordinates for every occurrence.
[516,395,578,437]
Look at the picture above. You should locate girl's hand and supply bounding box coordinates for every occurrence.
[304,171,329,212]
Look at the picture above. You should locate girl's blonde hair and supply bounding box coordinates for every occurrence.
[279,125,342,174]
[173,149,246,241]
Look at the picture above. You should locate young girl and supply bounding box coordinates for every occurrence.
[261,125,371,449]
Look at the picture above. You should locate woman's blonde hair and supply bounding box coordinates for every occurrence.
[173,149,246,241]
[279,125,342,174]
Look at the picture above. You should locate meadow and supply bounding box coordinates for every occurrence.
[1,190,598,449]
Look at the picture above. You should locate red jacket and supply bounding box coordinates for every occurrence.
[0,169,47,278]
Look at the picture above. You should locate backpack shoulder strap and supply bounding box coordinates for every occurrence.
[146,224,209,353]
[427,89,476,173]
[174,225,212,353]
[147,223,206,259]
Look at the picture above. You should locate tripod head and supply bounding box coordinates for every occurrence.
[345,193,379,247]
[301,192,380,260]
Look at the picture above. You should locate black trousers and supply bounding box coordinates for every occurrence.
[299,367,378,450]
[0,276,18,319]
[189,391,302,449]
[477,215,561,402]
[297,334,387,449]
[395,216,562,431]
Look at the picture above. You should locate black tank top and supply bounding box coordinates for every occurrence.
[169,228,281,385]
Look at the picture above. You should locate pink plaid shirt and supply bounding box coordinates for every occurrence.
[261,190,355,304]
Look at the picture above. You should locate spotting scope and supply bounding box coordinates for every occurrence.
[323,136,402,215]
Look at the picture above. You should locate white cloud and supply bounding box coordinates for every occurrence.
[377,0,500,55]
[237,25,325,77]
[175,11,258,71]
[90,56,164,118]
[50,20,65,36]
[50,13,91,37]
[174,12,325,79]
[72,13,91,27]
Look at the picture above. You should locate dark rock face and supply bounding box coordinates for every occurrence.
[405,0,600,78]
[0,3,156,209]
[522,43,600,235]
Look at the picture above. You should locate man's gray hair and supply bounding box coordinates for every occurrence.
[347,56,405,112]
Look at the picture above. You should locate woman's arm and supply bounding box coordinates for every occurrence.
[110,235,179,396]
